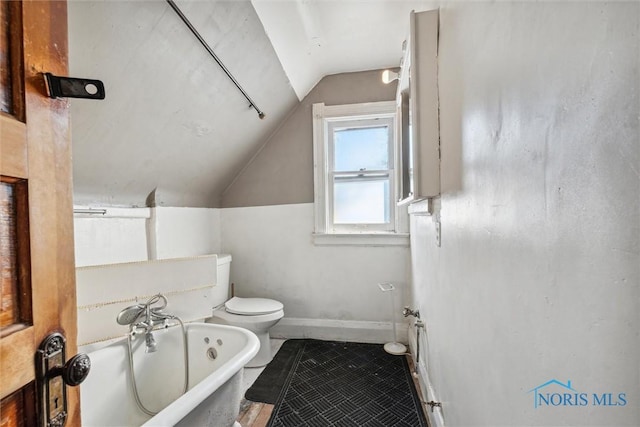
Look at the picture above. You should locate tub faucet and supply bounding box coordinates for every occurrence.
[403,306,420,319]
[144,331,158,353]
[117,294,174,352]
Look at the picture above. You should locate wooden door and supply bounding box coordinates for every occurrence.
[1,0,79,426]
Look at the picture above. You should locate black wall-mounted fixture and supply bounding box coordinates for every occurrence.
[44,73,105,100]
[166,0,266,120]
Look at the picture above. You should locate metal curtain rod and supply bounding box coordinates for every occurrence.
[73,208,106,215]
[166,0,265,119]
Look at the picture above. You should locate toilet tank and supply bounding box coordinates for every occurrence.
[217,254,232,290]
[210,254,232,309]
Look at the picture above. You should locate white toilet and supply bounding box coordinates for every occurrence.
[206,255,284,368]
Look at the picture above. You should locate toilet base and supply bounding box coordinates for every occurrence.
[246,331,273,368]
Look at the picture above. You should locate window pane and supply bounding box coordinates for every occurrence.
[333,126,389,172]
[333,178,390,224]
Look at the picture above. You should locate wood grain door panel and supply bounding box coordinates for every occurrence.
[0,0,78,425]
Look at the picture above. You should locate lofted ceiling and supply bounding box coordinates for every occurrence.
[68,0,434,208]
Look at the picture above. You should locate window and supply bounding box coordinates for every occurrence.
[313,102,408,245]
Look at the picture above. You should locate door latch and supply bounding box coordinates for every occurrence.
[44,73,105,100]
[36,333,91,427]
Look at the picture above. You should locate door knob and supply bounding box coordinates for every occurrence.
[61,353,91,386]
[36,333,91,426]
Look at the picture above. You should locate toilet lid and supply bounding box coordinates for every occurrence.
[225,297,283,315]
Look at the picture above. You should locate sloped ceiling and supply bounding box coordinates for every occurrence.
[252,0,436,100]
[68,0,436,208]
[68,0,298,208]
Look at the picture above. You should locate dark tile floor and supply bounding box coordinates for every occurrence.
[256,340,427,427]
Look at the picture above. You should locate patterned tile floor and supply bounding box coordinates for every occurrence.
[266,340,427,427]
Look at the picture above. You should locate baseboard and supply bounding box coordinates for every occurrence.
[270,317,409,345]
[408,323,445,427]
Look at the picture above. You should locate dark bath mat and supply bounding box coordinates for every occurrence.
[259,339,427,427]
[245,339,305,404]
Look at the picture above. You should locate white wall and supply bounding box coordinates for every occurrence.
[220,203,411,341]
[411,2,639,426]
[73,203,409,342]
[74,207,221,267]
[150,207,221,260]
[74,208,151,267]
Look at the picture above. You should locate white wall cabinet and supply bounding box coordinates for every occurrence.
[397,10,440,205]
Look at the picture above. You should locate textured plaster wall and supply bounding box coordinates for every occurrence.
[74,213,150,267]
[221,69,397,207]
[74,207,221,267]
[149,207,221,260]
[411,2,639,426]
[73,204,410,335]
[220,203,409,323]
[218,70,408,331]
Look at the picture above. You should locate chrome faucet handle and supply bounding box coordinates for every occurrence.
[129,323,147,337]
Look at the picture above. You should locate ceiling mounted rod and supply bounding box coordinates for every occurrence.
[166,0,265,120]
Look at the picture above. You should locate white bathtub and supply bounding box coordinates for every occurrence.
[81,323,259,426]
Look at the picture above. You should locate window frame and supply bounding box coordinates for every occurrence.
[312,101,409,246]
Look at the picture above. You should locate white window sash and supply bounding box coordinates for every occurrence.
[329,172,394,232]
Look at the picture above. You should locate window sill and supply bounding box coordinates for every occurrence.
[312,232,410,247]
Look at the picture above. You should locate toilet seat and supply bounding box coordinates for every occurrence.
[225,296,283,316]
